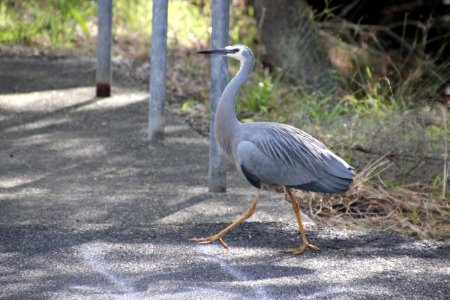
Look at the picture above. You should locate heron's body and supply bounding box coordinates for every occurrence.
[193,44,355,254]
[213,45,354,194]
[217,121,353,193]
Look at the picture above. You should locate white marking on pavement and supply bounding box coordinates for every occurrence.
[151,287,241,300]
[75,243,141,300]
[196,245,270,300]
[299,287,357,299]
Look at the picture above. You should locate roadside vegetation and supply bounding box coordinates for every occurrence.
[1,0,448,240]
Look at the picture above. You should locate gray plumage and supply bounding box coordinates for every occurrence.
[201,44,355,194]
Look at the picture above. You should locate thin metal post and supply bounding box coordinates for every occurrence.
[96,0,113,97]
[208,0,229,192]
[148,0,168,141]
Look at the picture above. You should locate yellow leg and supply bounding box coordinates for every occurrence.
[191,190,260,249]
[283,186,320,254]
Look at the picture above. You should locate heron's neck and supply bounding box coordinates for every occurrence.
[215,57,254,156]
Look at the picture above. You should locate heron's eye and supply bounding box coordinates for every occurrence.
[231,48,239,53]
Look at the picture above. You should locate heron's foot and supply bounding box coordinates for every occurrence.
[191,235,229,250]
[282,242,320,255]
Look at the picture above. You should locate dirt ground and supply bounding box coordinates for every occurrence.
[0,56,449,299]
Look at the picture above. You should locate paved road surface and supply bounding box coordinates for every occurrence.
[0,58,449,299]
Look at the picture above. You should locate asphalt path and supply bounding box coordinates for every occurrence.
[0,58,449,299]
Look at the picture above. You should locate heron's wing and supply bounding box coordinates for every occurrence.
[236,123,354,193]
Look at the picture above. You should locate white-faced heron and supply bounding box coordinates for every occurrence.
[193,45,355,254]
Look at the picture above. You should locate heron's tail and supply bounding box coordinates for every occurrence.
[291,172,354,194]
[292,153,355,193]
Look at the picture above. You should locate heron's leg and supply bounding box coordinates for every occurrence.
[191,190,260,249]
[283,187,320,254]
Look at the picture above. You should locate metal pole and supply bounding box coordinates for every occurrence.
[208,0,229,192]
[96,0,113,97]
[148,0,168,141]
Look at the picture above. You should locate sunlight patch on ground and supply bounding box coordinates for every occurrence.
[44,137,107,158]
[3,116,69,133]
[0,88,94,112]
[0,87,148,112]
[165,136,207,145]
[77,91,149,111]
[154,196,251,225]
[0,175,45,189]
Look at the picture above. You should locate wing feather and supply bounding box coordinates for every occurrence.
[236,122,355,193]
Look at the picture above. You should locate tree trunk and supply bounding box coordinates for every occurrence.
[253,0,338,94]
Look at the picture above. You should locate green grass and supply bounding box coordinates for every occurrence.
[0,0,212,49]
[237,73,278,117]
[0,0,260,51]
[0,0,95,48]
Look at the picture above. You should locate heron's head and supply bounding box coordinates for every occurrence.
[197,44,254,63]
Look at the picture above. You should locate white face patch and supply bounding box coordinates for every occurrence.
[224,45,247,61]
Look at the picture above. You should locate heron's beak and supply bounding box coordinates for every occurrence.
[196,48,234,55]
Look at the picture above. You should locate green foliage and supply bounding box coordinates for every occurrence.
[181,98,199,111]
[0,0,212,49]
[230,5,258,46]
[240,118,254,123]
[0,1,261,51]
[168,1,210,47]
[410,208,419,222]
[0,2,37,45]
[432,176,442,190]
[238,75,277,116]
[113,0,152,38]
[47,0,95,48]
[113,0,211,47]
[0,0,95,48]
